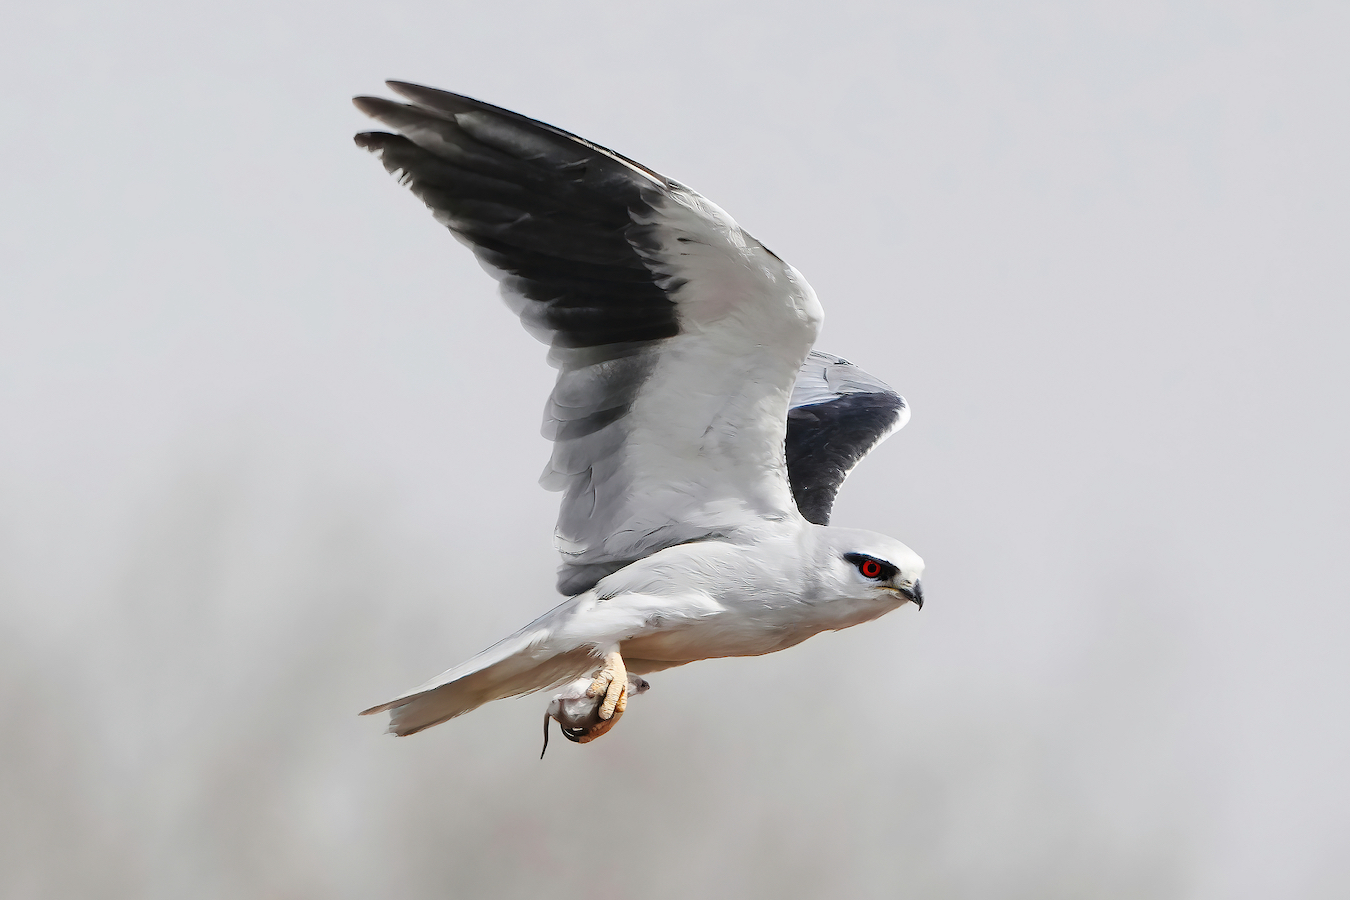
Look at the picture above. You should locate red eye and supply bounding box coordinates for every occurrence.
[861,560,882,579]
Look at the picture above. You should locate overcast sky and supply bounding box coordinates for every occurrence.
[2,2,1347,898]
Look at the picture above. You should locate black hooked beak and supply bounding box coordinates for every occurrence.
[897,580,924,610]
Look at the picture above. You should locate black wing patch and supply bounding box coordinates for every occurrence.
[353,84,677,349]
[353,84,683,448]
[785,352,909,525]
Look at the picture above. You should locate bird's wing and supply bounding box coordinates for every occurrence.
[355,83,822,594]
[785,351,910,525]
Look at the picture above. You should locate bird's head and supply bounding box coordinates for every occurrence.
[813,527,925,609]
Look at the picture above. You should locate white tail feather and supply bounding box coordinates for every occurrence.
[360,603,604,736]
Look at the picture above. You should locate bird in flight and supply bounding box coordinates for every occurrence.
[354,83,925,752]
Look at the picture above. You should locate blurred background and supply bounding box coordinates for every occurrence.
[2,1,1347,897]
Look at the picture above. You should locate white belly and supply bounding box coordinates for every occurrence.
[618,591,903,671]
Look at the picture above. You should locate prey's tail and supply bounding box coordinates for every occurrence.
[360,612,601,736]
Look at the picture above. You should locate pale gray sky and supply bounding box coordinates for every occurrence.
[1,2,1347,898]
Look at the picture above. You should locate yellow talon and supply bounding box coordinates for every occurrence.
[586,650,628,721]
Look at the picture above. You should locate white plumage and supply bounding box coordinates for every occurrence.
[354,83,924,743]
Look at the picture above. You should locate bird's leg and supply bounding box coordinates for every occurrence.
[586,649,628,721]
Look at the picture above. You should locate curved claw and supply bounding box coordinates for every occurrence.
[562,701,625,743]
